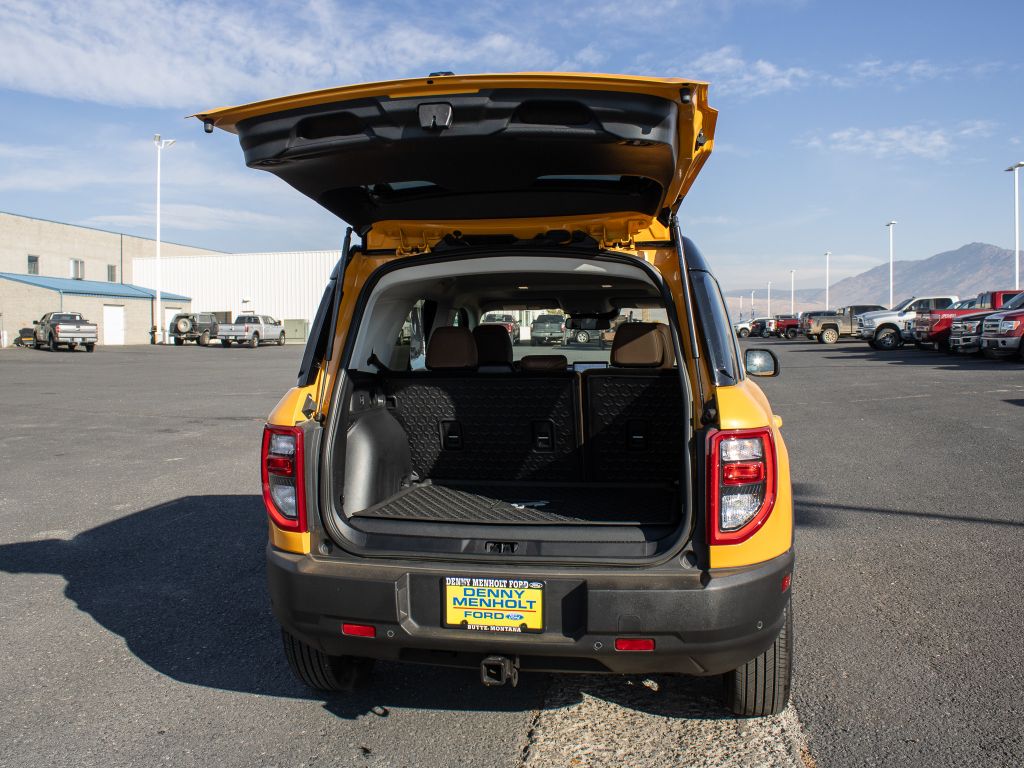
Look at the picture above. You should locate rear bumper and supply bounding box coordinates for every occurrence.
[267,546,794,676]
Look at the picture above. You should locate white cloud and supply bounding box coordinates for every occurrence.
[805,121,996,161]
[84,203,285,232]
[690,46,813,98]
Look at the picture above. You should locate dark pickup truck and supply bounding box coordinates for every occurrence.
[803,305,885,344]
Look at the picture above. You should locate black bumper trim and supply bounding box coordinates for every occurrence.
[267,547,794,676]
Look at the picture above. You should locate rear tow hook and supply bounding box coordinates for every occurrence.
[481,655,520,687]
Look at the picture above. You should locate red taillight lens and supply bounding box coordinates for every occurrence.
[342,623,376,638]
[707,427,777,545]
[614,638,655,652]
[261,425,306,532]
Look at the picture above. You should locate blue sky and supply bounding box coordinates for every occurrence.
[0,0,1021,292]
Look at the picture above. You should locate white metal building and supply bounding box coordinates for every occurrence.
[133,250,339,330]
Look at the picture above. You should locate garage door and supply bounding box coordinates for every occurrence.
[103,305,125,345]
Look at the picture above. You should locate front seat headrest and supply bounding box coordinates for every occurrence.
[426,326,478,370]
[472,324,513,366]
[519,354,568,372]
[610,322,674,368]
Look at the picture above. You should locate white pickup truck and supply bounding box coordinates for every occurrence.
[217,314,285,348]
[33,311,98,352]
[855,296,959,350]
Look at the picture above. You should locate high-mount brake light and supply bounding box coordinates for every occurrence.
[261,425,306,532]
[707,427,777,545]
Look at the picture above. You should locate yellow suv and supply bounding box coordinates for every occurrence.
[198,73,793,716]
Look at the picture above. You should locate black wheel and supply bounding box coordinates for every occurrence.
[48,334,59,352]
[575,330,590,344]
[199,330,210,346]
[737,328,750,338]
[760,330,771,338]
[278,332,286,346]
[173,337,184,346]
[281,630,374,692]
[85,343,95,353]
[221,339,232,347]
[248,333,260,349]
[874,327,901,350]
[821,328,840,344]
[723,606,792,717]
[786,328,798,340]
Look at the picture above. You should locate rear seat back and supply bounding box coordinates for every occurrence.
[582,322,683,482]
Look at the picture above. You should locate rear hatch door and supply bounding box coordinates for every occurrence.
[195,73,716,236]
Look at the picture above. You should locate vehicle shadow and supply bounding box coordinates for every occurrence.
[0,495,734,721]
[814,345,1024,370]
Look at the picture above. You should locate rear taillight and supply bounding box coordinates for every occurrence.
[707,427,776,545]
[261,425,306,532]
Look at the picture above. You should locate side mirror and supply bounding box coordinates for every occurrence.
[745,348,780,377]
[32,319,39,324]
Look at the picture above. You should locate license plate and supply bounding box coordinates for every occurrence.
[443,577,544,633]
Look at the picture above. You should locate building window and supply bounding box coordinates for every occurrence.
[107,264,117,282]
[70,259,85,280]
[27,255,39,275]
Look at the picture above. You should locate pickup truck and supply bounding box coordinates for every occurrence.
[979,296,1024,359]
[950,291,1024,354]
[33,311,98,352]
[774,315,799,339]
[218,314,286,348]
[750,317,776,338]
[856,296,959,350]
[803,305,885,344]
[480,312,522,344]
[528,314,564,346]
[914,291,1021,351]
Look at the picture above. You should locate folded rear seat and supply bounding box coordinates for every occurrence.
[581,322,684,483]
[383,327,582,482]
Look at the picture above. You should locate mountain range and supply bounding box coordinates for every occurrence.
[724,242,1020,315]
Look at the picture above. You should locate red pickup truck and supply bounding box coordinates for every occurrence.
[913,290,1021,351]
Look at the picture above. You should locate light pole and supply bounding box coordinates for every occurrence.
[154,134,175,343]
[824,251,831,311]
[789,269,795,314]
[738,294,744,320]
[886,220,897,308]
[767,281,772,317]
[751,290,755,317]
[1007,162,1023,290]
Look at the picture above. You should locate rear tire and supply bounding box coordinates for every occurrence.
[821,328,840,344]
[85,343,95,353]
[785,328,798,339]
[281,630,374,692]
[248,333,259,349]
[49,335,59,352]
[575,330,590,344]
[723,606,793,717]
[199,330,210,347]
[737,328,750,338]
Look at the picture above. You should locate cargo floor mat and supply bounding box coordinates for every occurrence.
[352,482,677,525]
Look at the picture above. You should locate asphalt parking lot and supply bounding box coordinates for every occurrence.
[1,340,1022,767]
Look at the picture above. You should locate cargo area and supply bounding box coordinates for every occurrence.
[323,252,690,556]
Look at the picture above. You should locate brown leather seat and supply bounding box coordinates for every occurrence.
[426,326,478,370]
[610,322,675,368]
[472,324,514,372]
[519,354,568,372]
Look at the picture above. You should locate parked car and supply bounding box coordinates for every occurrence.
[950,291,1024,354]
[773,315,799,339]
[33,311,98,352]
[218,314,286,348]
[480,313,522,345]
[979,297,1024,359]
[529,314,564,346]
[856,296,959,350]
[169,312,220,346]
[749,317,776,338]
[804,305,886,344]
[204,72,794,717]
[732,319,751,338]
[914,291,1020,351]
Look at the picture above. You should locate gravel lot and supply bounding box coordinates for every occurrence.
[0,339,1021,767]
